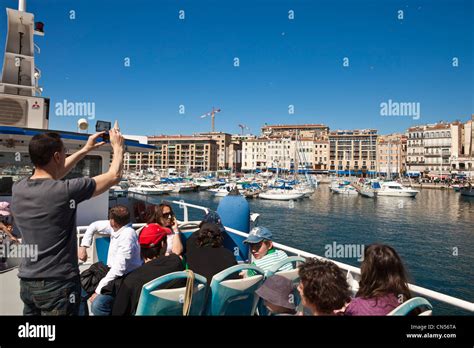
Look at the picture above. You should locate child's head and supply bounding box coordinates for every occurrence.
[255,275,296,315]
[298,258,351,315]
[357,244,411,302]
[244,227,273,260]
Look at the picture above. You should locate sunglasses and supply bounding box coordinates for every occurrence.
[162,212,174,219]
[249,241,264,249]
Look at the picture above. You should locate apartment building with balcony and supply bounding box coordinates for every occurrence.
[406,126,425,175]
[261,124,329,139]
[376,134,406,177]
[198,132,232,170]
[147,135,218,172]
[328,129,377,175]
[242,138,268,171]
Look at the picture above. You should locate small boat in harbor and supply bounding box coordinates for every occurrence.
[193,177,219,190]
[377,181,419,197]
[330,180,358,195]
[109,185,128,198]
[209,183,237,197]
[459,185,474,197]
[241,183,262,198]
[128,182,172,195]
[358,180,381,198]
[259,188,305,200]
[160,178,197,193]
[332,184,358,195]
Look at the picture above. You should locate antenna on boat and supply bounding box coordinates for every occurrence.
[19,0,26,11]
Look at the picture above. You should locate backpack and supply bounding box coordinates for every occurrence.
[80,262,109,296]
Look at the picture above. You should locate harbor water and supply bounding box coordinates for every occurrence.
[133,185,474,315]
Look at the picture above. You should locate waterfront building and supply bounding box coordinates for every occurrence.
[450,115,474,177]
[242,138,268,171]
[406,121,467,178]
[313,138,330,171]
[197,132,232,170]
[229,139,242,173]
[261,123,329,138]
[376,134,406,177]
[423,122,460,177]
[328,129,377,175]
[144,135,218,173]
[406,126,425,175]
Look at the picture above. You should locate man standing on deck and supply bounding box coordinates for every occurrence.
[11,126,125,315]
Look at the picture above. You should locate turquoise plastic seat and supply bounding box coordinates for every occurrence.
[266,256,306,279]
[94,236,110,264]
[208,264,265,316]
[135,271,208,316]
[387,297,433,316]
[258,256,306,316]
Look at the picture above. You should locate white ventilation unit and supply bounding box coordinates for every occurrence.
[0,94,49,129]
[0,97,26,125]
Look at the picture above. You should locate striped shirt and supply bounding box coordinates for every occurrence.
[248,248,292,276]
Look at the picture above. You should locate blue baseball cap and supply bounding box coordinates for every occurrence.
[244,226,273,244]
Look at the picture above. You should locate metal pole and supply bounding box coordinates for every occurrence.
[211,108,215,132]
[19,0,26,11]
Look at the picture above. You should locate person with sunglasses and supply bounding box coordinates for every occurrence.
[143,203,183,256]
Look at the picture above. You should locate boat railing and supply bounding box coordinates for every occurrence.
[76,200,474,314]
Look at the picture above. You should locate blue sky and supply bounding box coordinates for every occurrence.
[1,0,472,136]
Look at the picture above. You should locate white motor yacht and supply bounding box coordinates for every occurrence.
[193,177,218,189]
[208,183,237,197]
[128,182,170,195]
[259,188,305,200]
[377,181,419,197]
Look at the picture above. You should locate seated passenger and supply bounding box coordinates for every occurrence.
[144,203,183,256]
[81,206,143,316]
[0,202,19,243]
[112,224,185,315]
[297,258,351,316]
[345,244,412,316]
[185,210,226,254]
[185,222,237,284]
[255,275,297,315]
[243,227,291,277]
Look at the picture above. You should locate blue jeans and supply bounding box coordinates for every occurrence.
[20,276,81,316]
[91,294,115,316]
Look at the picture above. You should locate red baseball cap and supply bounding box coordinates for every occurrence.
[139,223,172,248]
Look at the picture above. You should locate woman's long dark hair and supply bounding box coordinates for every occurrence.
[147,203,174,227]
[356,244,412,303]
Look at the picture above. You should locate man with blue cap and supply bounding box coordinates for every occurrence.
[244,226,292,276]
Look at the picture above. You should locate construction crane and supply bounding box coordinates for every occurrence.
[238,124,249,135]
[199,107,221,132]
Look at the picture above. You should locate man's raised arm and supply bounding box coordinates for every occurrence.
[92,128,125,197]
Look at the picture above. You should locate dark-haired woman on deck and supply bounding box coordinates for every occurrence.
[345,244,413,316]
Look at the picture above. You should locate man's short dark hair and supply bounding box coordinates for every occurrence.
[109,205,130,227]
[140,239,167,260]
[298,258,351,314]
[29,132,64,167]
